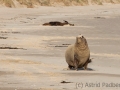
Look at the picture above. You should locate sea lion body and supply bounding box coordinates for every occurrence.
[65,35,91,70]
[43,20,74,26]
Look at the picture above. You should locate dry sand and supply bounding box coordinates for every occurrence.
[0,4,120,90]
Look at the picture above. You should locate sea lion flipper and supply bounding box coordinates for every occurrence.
[74,59,79,71]
[74,54,79,70]
[83,58,91,70]
[68,65,74,70]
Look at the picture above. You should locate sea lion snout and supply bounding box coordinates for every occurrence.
[77,34,84,38]
[76,34,85,44]
[69,24,74,26]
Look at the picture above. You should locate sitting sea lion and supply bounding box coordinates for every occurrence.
[43,20,74,26]
[65,34,91,70]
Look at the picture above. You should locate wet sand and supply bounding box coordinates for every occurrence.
[0,5,120,90]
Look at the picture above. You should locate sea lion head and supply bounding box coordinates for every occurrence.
[76,34,87,45]
[63,20,74,26]
[64,20,69,24]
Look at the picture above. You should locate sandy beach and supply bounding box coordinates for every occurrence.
[0,4,120,90]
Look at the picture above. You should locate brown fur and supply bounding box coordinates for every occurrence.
[43,20,74,26]
[65,35,91,70]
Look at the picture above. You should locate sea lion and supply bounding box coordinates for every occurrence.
[43,20,74,26]
[65,34,91,70]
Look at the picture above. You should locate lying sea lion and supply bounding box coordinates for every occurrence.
[43,20,74,26]
[65,34,91,70]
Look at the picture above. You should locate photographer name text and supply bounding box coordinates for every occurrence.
[76,82,120,89]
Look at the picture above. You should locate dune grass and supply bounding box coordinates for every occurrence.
[0,0,120,8]
[16,0,41,8]
[0,0,15,7]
